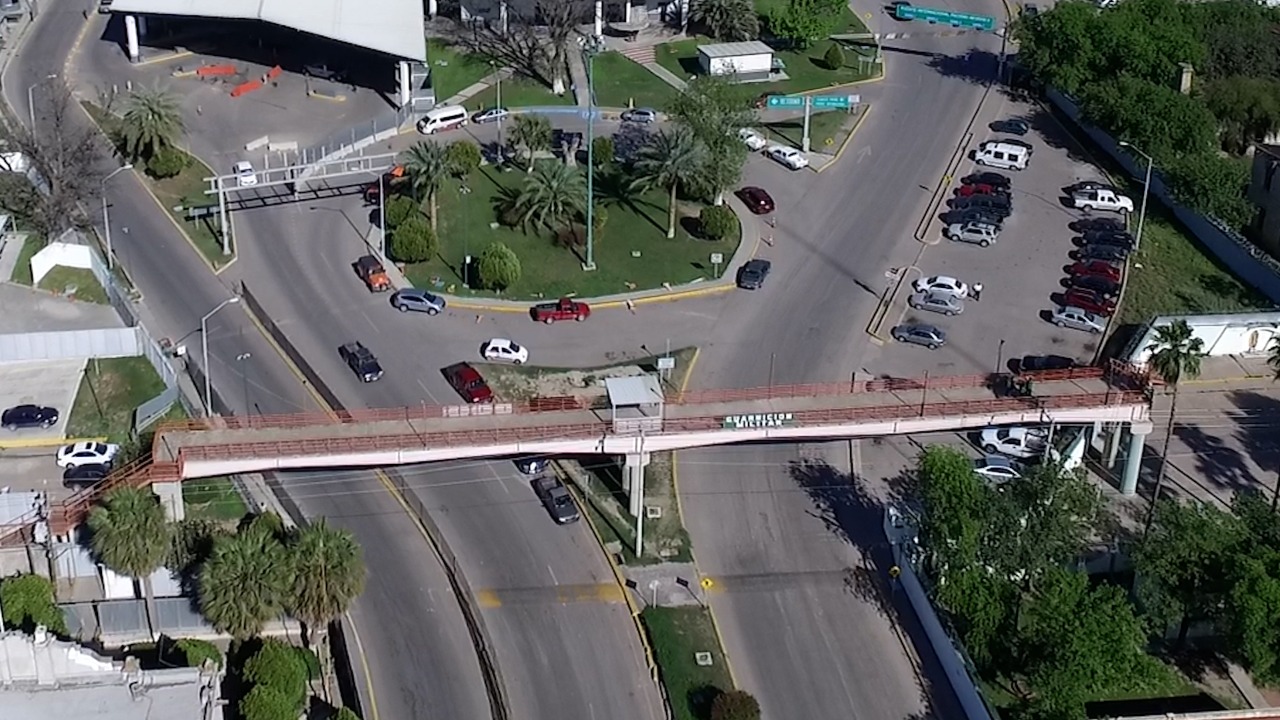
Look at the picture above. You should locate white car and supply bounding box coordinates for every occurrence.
[233,161,258,187]
[482,338,529,364]
[979,427,1048,459]
[739,128,768,151]
[472,107,510,124]
[766,145,809,170]
[912,275,969,298]
[56,441,121,468]
[973,455,1023,485]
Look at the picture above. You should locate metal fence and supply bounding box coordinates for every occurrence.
[0,327,139,362]
[294,105,412,174]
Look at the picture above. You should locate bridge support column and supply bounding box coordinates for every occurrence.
[125,15,140,63]
[594,0,603,36]
[1105,424,1123,468]
[427,0,437,17]
[398,61,411,109]
[625,452,650,518]
[151,481,185,521]
[1119,422,1153,497]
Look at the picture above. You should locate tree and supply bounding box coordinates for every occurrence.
[1225,551,1280,684]
[917,445,991,576]
[175,637,223,668]
[510,114,552,173]
[1133,499,1243,645]
[592,136,615,166]
[1270,336,1280,382]
[665,76,752,203]
[390,214,436,263]
[823,41,846,70]
[238,684,298,720]
[284,520,366,648]
[690,0,759,42]
[121,84,185,161]
[1164,151,1252,229]
[512,162,586,234]
[335,708,361,720]
[402,141,448,232]
[699,204,736,240]
[445,139,482,179]
[1191,0,1280,80]
[0,573,67,634]
[244,638,309,709]
[767,0,847,50]
[167,517,227,577]
[632,126,707,238]
[1143,319,1205,528]
[1202,76,1280,153]
[710,689,761,720]
[198,521,292,639]
[384,195,416,229]
[477,241,522,290]
[144,146,186,179]
[88,486,169,639]
[1080,76,1218,162]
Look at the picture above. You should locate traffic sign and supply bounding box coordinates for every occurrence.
[893,4,996,31]
[812,94,861,109]
[766,95,805,108]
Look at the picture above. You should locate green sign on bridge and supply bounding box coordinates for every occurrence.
[892,4,996,31]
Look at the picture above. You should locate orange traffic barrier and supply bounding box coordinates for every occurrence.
[230,79,263,97]
[264,65,282,81]
[196,64,236,77]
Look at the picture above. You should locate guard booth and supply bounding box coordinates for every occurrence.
[605,375,664,434]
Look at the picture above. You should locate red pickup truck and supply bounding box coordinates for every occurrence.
[530,298,591,324]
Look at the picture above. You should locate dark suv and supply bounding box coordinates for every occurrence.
[2,404,59,430]
[950,194,1012,218]
[339,342,384,382]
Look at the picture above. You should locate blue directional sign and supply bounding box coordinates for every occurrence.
[812,94,861,109]
[766,95,805,109]
[893,4,996,31]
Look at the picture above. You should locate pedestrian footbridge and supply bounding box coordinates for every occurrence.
[40,364,1149,533]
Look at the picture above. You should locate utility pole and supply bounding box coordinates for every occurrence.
[581,36,602,272]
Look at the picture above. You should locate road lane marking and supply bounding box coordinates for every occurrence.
[473,583,626,607]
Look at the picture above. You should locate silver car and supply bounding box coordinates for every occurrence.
[1051,305,1105,334]
[908,292,964,316]
[946,221,999,247]
[391,289,447,315]
[891,323,947,349]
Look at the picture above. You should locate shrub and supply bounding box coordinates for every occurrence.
[390,215,436,263]
[445,140,482,179]
[145,146,186,179]
[823,42,846,70]
[168,517,226,575]
[239,684,298,720]
[175,637,223,668]
[0,574,66,634]
[243,638,307,709]
[591,203,608,234]
[477,241,521,290]
[711,689,761,720]
[591,136,614,164]
[384,195,417,230]
[699,205,737,241]
[335,708,361,720]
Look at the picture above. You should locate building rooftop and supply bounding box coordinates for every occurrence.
[697,41,774,58]
[605,375,665,407]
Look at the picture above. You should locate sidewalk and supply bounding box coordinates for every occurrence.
[567,49,591,107]
[0,232,29,282]
[643,62,688,91]
[440,67,514,108]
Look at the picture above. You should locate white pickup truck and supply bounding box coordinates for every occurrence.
[1072,188,1134,213]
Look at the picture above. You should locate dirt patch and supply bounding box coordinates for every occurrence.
[480,363,650,403]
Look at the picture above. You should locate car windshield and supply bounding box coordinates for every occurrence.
[507,342,522,352]
[92,443,108,454]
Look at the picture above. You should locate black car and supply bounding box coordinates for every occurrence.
[2,404,59,430]
[303,63,347,82]
[1015,355,1076,373]
[961,171,1011,190]
[1074,230,1134,249]
[1069,216,1127,234]
[989,119,1030,136]
[1065,180,1120,196]
[950,195,1012,218]
[63,462,111,488]
[946,208,1006,228]
[1066,274,1121,296]
[339,342,384,382]
[737,259,772,290]
[1072,244,1131,262]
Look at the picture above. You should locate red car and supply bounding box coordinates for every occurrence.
[736,186,775,215]
[954,182,1008,198]
[442,362,494,403]
[1062,288,1116,316]
[1067,260,1122,283]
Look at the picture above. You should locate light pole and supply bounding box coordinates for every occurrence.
[27,74,57,130]
[378,172,386,258]
[1118,140,1153,250]
[101,164,134,269]
[491,60,504,155]
[236,352,252,414]
[201,296,240,416]
[580,36,603,272]
[995,338,1006,375]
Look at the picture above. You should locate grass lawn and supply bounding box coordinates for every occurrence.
[429,39,497,103]
[403,165,740,299]
[9,234,41,285]
[656,35,877,96]
[642,607,735,720]
[759,107,859,153]
[37,266,109,304]
[66,356,168,442]
[753,0,869,34]
[465,74,574,112]
[182,477,249,523]
[591,52,680,110]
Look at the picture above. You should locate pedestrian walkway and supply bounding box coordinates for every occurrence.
[567,50,591,107]
[439,67,513,108]
[0,232,29,283]
[643,62,688,90]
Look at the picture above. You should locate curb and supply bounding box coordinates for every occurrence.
[0,435,107,450]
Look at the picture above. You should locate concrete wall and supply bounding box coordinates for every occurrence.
[0,327,141,363]
[1122,311,1280,366]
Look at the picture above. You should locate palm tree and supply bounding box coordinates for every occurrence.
[285,520,366,648]
[1143,319,1205,532]
[632,126,707,238]
[1269,335,1280,381]
[690,0,759,42]
[121,85,185,161]
[88,487,170,640]
[512,163,586,234]
[402,141,448,232]
[198,521,292,639]
[510,114,552,173]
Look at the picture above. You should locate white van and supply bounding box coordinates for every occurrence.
[974,141,1030,171]
[416,105,469,135]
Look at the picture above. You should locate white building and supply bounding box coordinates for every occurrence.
[697,41,777,82]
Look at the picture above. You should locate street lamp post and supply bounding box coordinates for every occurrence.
[1118,141,1153,250]
[101,164,134,270]
[378,173,386,258]
[26,74,56,130]
[491,60,504,155]
[236,352,252,413]
[581,36,602,272]
[201,296,241,416]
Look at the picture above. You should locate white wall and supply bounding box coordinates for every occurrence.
[1124,312,1280,366]
[29,241,94,285]
[701,53,772,76]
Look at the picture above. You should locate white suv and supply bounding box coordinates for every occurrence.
[946,221,999,247]
[766,145,809,170]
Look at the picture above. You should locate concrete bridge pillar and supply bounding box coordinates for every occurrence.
[398,61,411,108]
[594,0,603,36]
[1105,423,1123,468]
[499,1,508,33]
[125,15,140,62]
[151,482,185,521]
[1119,421,1153,496]
[427,0,437,17]
[624,452,650,518]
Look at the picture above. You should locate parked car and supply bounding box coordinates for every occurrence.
[946,221,999,246]
[339,342,384,382]
[913,275,969,298]
[354,255,392,292]
[1022,3,1040,17]
[303,63,346,81]
[442,362,494,403]
[363,164,406,204]
[738,128,768,151]
[515,457,548,475]
[1067,260,1122,282]
[737,259,772,290]
[989,118,1030,136]
[1061,288,1116,315]
[482,338,529,364]
[233,161,257,187]
[961,171,1011,189]
[530,298,591,323]
[472,107,510,123]
[1000,138,1035,152]
[908,292,964,316]
[1072,188,1134,213]
[1014,355,1077,373]
[946,208,1005,229]
[1077,229,1135,249]
[949,195,1012,219]
[973,455,1023,484]
[766,145,809,170]
[736,186,775,215]
[979,426,1048,459]
[1069,216,1126,234]
[56,441,120,469]
[1065,181,1120,196]
[955,182,1009,198]
[2,404,59,430]
[1065,274,1121,297]
[1071,244,1130,262]
[63,463,111,489]
[391,288,446,314]
[532,475,580,524]
[1051,305,1107,333]
[621,108,657,123]
[891,323,947,349]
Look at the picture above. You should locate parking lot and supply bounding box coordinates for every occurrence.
[874,93,1119,379]
[0,359,91,499]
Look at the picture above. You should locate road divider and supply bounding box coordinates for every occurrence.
[914,130,973,243]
